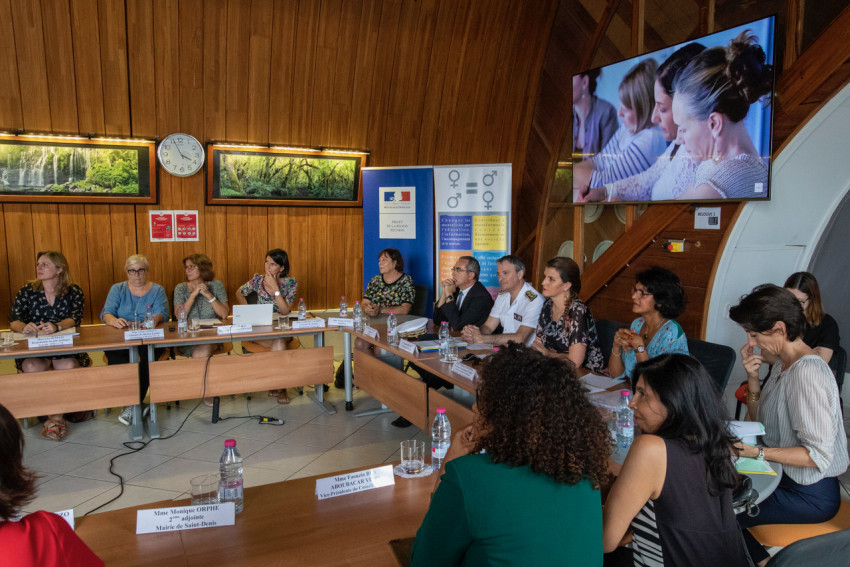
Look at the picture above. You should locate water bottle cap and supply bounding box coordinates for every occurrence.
[224,439,236,447]
[341,296,345,299]
[146,304,152,308]
[300,298,304,300]
[492,347,500,352]
[388,311,394,315]
[436,408,446,414]
[355,301,360,304]
[620,390,631,396]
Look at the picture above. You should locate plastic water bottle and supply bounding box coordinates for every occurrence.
[297,298,307,320]
[353,301,363,332]
[177,304,187,336]
[339,296,348,317]
[431,408,451,472]
[438,322,450,358]
[219,439,244,514]
[616,390,634,450]
[144,304,154,329]
[386,312,398,345]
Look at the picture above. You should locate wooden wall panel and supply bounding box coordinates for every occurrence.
[0,0,23,130]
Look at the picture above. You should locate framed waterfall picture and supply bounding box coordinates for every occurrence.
[206,144,367,207]
[0,134,157,204]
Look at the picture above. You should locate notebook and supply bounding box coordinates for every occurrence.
[232,304,274,326]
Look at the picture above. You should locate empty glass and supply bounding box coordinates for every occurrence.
[190,473,220,505]
[400,440,425,474]
[441,338,459,363]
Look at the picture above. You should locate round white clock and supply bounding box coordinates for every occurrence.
[157,133,205,177]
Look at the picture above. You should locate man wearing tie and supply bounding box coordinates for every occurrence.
[433,256,493,331]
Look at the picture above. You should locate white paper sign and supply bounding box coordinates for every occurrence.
[217,324,252,335]
[451,361,478,380]
[55,508,74,530]
[379,187,416,239]
[124,329,165,340]
[136,503,235,535]
[398,339,417,355]
[315,465,395,500]
[328,317,355,328]
[292,319,326,329]
[694,207,721,229]
[28,335,74,349]
[363,326,379,339]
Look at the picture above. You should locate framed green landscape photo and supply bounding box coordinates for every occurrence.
[206,144,366,207]
[0,134,156,204]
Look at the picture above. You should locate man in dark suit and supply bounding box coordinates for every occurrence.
[433,256,493,330]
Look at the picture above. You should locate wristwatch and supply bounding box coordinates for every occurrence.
[274,291,281,298]
[636,345,646,354]
[56,323,62,332]
[757,446,765,460]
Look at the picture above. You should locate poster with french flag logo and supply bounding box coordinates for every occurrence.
[379,186,416,238]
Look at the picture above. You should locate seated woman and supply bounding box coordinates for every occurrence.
[607,266,688,381]
[9,251,90,441]
[236,248,297,404]
[174,254,230,405]
[603,354,749,566]
[730,284,848,566]
[531,256,605,373]
[101,254,169,426]
[574,58,668,202]
[411,343,610,566]
[673,31,773,200]
[573,68,619,161]
[784,271,840,366]
[0,402,104,565]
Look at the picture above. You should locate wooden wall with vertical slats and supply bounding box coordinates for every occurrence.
[0,0,555,323]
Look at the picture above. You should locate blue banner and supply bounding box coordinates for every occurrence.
[362,167,434,317]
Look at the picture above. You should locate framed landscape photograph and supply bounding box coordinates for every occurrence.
[206,144,366,207]
[0,135,156,204]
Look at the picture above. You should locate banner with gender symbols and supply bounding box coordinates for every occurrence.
[433,164,512,300]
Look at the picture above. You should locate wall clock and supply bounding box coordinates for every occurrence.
[157,133,204,177]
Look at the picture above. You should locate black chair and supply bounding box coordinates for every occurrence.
[410,284,429,317]
[767,529,850,566]
[687,337,736,393]
[829,345,846,395]
[596,319,627,363]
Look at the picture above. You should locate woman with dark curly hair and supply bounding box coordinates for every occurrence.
[603,354,749,566]
[411,343,610,566]
[608,266,688,380]
[0,403,103,565]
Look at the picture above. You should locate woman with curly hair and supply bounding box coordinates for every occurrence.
[411,343,610,566]
[603,354,749,566]
[607,266,688,381]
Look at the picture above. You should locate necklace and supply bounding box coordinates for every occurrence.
[642,318,667,341]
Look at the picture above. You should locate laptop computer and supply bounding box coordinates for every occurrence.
[232,304,274,327]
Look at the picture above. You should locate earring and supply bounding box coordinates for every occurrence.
[712,140,721,163]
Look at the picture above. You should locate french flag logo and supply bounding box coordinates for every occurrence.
[384,191,411,202]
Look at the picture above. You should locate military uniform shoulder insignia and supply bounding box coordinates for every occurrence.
[525,290,538,301]
[498,290,509,295]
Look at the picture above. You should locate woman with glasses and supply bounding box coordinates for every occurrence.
[784,272,840,365]
[9,251,89,441]
[607,266,688,381]
[101,254,169,425]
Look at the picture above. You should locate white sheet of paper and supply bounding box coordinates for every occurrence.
[124,329,165,340]
[328,317,355,328]
[217,324,252,335]
[136,503,235,535]
[13,326,77,341]
[28,334,74,348]
[315,465,395,500]
[398,339,417,354]
[363,326,379,339]
[581,373,626,390]
[583,385,605,395]
[55,509,74,530]
[292,319,326,329]
[451,361,478,380]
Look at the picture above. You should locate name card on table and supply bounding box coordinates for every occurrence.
[292,319,326,329]
[363,326,379,340]
[398,339,417,355]
[28,335,74,349]
[55,508,74,530]
[315,465,395,500]
[136,503,235,535]
[328,317,354,328]
[124,329,165,340]
[451,361,478,381]
[217,324,252,335]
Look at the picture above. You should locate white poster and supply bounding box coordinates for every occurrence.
[379,186,416,239]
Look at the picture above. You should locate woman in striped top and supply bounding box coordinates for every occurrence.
[730,284,848,566]
[603,354,748,566]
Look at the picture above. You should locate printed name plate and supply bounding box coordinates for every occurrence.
[56,509,74,530]
[451,361,478,380]
[328,317,355,328]
[217,324,252,335]
[292,319,326,329]
[315,465,395,500]
[398,339,417,355]
[136,503,235,535]
[363,326,379,339]
[28,335,74,349]
[124,329,165,340]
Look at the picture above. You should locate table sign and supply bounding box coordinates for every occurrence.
[398,339,417,355]
[124,329,165,340]
[292,319,326,329]
[136,503,235,535]
[328,317,355,328]
[56,508,74,530]
[217,324,252,335]
[28,335,74,349]
[451,361,477,381]
[315,465,395,500]
[363,326,379,339]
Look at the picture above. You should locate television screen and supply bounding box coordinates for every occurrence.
[571,16,775,204]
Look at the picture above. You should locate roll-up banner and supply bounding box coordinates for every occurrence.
[433,164,512,300]
[361,167,435,317]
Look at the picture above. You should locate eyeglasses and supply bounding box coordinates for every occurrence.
[631,286,653,298]
[185,264,198,271]
[127,268,147,276]
[451,267,471,273]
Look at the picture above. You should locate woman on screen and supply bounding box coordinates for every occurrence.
[673,31,773,200]
[573,69,619,161]
[573,58,667,202]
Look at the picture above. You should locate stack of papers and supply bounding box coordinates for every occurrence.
[735,457,776,475]
[13,327,78,341]
[415,340,468,352]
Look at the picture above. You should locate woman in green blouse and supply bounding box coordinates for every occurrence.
[411,343,611,566]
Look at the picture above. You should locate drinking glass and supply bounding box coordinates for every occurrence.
[276,316,290,330]
[1,332,14,346]
[190,473,220,505]
[442,338,459,363]
[400,440,425,474]
[189,317,201,333]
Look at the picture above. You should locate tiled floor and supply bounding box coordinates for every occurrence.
[20,385,428,517]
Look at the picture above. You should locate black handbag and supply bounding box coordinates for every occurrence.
[732,475,760,517]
